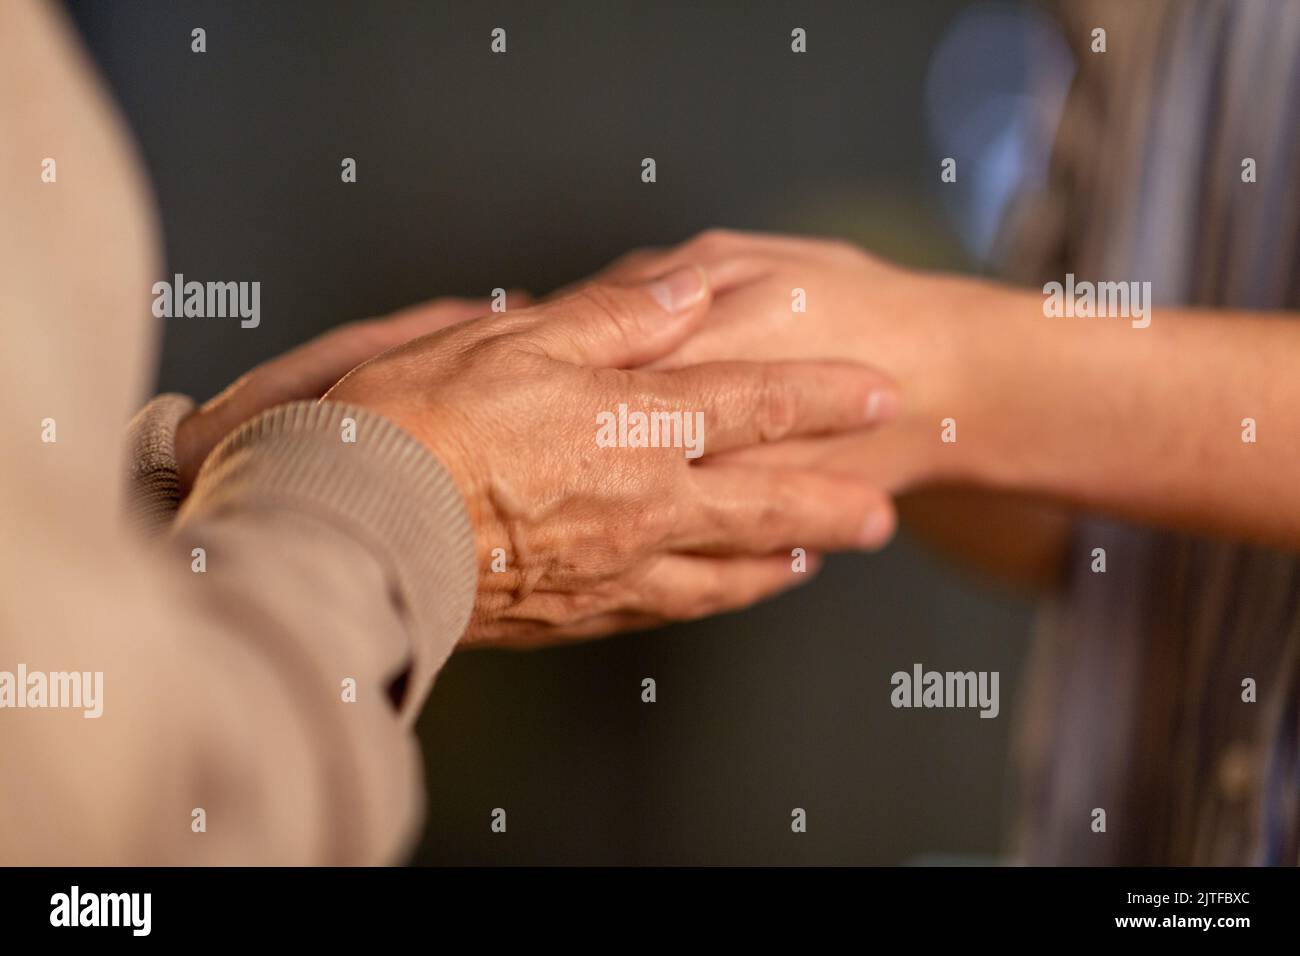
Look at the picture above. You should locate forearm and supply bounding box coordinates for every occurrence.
[0,0,484,864]
[920,278,1300,548]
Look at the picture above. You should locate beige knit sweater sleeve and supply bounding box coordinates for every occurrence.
[124,393,195,536]
[0,0,476,864]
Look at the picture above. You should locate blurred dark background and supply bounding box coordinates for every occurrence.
[66,0,1060,864]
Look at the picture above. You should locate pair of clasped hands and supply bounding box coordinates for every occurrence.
[176,231,968,648]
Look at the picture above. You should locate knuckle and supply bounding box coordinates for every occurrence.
[683,567,728,620]
[755,368,800,442]
[741,482,795,544]
[689,585,726,620]
[467,331,519,363]
[666,594,710,623]
[761,479,798,528]
[558,589,608,622]
[594,524,641,568]
[574,284,643,346]
[623,501,672,552]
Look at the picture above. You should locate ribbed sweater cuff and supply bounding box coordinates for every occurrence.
[124,392,196,538]
[179,400,477,720]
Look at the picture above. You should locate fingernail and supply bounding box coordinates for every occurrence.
[858,510,894,549]
[864,388,901,423]
[646,266,707,314]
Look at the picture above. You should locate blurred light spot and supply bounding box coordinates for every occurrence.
[924,3,1074,264]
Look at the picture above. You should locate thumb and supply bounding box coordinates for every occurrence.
[518,265,710,367]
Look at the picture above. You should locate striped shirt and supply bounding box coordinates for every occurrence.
[1004,0,1300,864]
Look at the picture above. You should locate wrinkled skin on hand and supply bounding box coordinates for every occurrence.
[326,268,900,648]
[174,295,516,492]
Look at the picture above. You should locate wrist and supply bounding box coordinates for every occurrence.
[321,378,489,552]
[892,273,1038,490]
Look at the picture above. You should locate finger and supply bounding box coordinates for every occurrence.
[676,466,896,554]
[576,250,769,300]
[466,611,669,649]
[708,428,917,493]
[633,551,824,621]
[642,280,799,372]
[510,267,712,367]
[498,551,824,633]
[652,360,900,455]
[545,247,669,300]
[581,230,818,289]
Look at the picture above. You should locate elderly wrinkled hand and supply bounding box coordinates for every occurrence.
[325,267,900,647]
